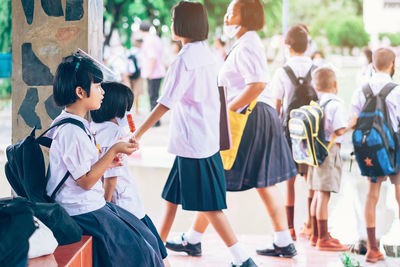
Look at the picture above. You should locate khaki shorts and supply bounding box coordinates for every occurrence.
[308,144,342,193]
[370,173,400,184]
[130,77,144,96]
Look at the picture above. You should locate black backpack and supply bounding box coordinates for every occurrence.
[0,197,36,267]
[352,83,399,179]
[283,65,318,144]
[128,54,141,80]
[5,118,90,203]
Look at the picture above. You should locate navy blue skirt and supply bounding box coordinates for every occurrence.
[141,215,168,259]
[226,102,297,191]
[162,152,227,211]
[72,202,163,267]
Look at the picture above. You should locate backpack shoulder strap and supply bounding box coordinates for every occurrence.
[320,98,336,109]
[362,83,374,99]
[38,118,91,201]
[305,65,317,82]
[379,82,398,99]
[283,65,298,85]
[37,118,90,148]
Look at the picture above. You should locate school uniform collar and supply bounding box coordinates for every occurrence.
[233,31,258,46]
[58,110,92,133]
[179,41,213,70]
[370,72,392,84]
[319,92,342,105]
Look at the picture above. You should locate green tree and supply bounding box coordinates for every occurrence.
[325,15,369,48]
[0,0,11,53]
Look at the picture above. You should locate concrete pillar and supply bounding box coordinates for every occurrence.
[12,0,103,143]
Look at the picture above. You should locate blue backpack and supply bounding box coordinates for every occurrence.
[352,83,399,179]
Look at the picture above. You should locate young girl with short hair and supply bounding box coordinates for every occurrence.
[47,54,164,267]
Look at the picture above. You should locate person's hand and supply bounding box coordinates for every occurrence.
[129,137,140,151]
[109,154,123,168]
[111,141,136,156]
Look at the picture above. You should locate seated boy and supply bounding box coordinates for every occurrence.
[308,67,351,251]
[351,47,400,263]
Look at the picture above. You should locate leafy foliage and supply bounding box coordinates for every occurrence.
[325,15,369,48]
[0,0,11,53]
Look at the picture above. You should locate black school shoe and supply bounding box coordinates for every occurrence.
[256,243,297,258]
[231,258,258,267]
[165,233,202,256]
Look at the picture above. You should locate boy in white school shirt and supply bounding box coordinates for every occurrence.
[272,25,315,240]
[307,67,351,251]
[351,47,400,263]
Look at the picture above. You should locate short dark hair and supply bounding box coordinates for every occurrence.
[139,21,152,32]
[125,86,134,111]
[237,0,264,31]
[53,54,103,107]
[90,82,132,123]
[172,1,208,42]
[285,25,308,53]
[363,47,373,64]
[373,47,396,71]
[313,67,336,92]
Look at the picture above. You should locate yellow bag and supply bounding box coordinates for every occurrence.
[220,100,257,170]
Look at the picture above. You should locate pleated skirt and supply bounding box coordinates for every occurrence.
[226,102,298,191]
[162,152,227,211]
[72,202,163,267]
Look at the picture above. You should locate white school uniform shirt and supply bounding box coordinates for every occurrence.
[46,111,106,216]
[272,56,314,121]
[319,93,348,143]
[218,31,273,108]
[351,72,400,132]
[91,121,146,219]
[157,41,220,159]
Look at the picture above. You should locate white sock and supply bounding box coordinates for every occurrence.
[274,229,293,247]
[184,228,204,244]
[228,242,249,265]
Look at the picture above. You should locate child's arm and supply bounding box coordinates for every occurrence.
[228,82,266,111]
[134,104,169,140]
[276,99,282,115]
[103,177,117,202]
[76,141,136,190]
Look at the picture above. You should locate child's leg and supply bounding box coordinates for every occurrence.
[202,210,250,265]
[365,180,382,250]
[159,200,178,242]
[307,188,314,228]
[257,186,294,247]
[310,193,318,244]
[285,176,296,239]
[316,191,330,239]
[183,212,210,244]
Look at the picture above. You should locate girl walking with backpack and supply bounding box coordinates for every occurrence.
[134,2,256,266]
[165,0,298,259]
[47,54,164,267]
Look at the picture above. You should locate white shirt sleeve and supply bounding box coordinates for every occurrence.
[157,57,188,109]
[331,102,348,131]
[272,68,286,101]
[236,45,269,85]
[351,88,365,116]
[58,126,95,180]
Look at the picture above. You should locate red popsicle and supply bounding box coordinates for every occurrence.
[126,114,136,133]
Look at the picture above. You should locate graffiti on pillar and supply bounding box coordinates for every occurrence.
[18,88,42,129]
[41,0,64,17]
[18,0,87,129]
[21,0,84,23]
[45,95,62,119]
[22,43,54,86]
[21,0,34,25]
[66,0,84,21]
